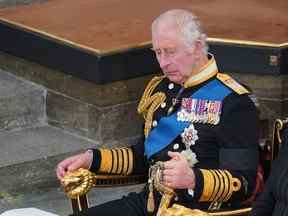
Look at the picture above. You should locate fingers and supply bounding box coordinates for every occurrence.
[161,164,176,187]
[161,152,196,189]
[56,151,93,180]
[163,153,183,169]
[162,167,174,176]
[67,157,85,172]
[161,167,176,185]
[162,174,173,186]
[163,160,175,169]
[56,154,82,179]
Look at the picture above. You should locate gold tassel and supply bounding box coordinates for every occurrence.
[147,181,155,213]
[156,193,174,216]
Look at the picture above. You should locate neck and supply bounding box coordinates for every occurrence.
[191,54,209,76]
[183,53,218,88]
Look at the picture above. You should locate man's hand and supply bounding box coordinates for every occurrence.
[162,151,196,189]
[56,150,93,180]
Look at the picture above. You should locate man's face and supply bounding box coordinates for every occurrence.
[152,26,198,84]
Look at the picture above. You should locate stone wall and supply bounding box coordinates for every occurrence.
[231,73,288,120]
[0,0,46,8]
[230,72,288,136]
[0,51,153,146]
[0,51,287,142]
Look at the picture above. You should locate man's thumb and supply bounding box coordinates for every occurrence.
[168,151,181,159]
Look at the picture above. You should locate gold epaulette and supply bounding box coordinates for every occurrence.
[216,73,249,95]
[199,169,241,206]
[99,148,133,175]
[137,75,166,137]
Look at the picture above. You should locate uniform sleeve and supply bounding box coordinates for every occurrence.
[88,134,148,175]
[193,93,259,205]
[87,76,164,175]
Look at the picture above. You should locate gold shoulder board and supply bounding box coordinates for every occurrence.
[216,73,249,95]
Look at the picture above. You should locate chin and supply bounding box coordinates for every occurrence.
[167,75,182,84]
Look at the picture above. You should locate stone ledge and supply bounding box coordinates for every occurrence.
[0,0,47,8]
[0,51,154,106]
[0,70,46,131]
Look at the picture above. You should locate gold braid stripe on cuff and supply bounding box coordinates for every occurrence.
[223,170,241,202]
[209,170,220,202]
[212,170,225,203]
[99,148,134,175]
[111,149,118,174]
[116,148,124,174]
[127,147,133,175]
[199,169,242,203]
[122,148,129,174]
[199,169,215,201]
[99,149,113,173]
[219,170,229,203]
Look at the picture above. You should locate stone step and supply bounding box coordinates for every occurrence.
[0,70,46,131]
[0,0,45,8]
[0,125,99,192]
[0,182,144,215]
[0,125,143,215]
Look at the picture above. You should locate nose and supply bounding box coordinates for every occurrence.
[158,54,171,70]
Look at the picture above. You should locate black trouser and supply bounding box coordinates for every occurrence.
[71,191,151,216]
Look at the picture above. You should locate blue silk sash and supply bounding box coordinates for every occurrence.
[144,79,232,159]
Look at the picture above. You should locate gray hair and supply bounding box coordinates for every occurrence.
[151,9,208,53]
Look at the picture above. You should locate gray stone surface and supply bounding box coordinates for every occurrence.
[0,52,152,107]
[0,70,46,131]
[230,72,287,120]
[46,91,143,143]
[0,0,46,8]
[46,91,90,138]
[0,125,104,214]
[283,100,288,117]
[0,125,98,167]
[283,76,288,117]
[258,99,283,120]
[96,102,143,143]
[0,52,149,143]
[230,73,283,99]
[0,183,144,216]
[283,76,288,99]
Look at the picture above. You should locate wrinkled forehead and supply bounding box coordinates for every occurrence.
[152,17,180,36]
[152,21,184,49]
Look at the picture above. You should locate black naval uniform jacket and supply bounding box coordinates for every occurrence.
[88,59,259,215]
[249,128,288,216]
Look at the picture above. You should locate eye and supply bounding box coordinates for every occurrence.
[165,48,176,56]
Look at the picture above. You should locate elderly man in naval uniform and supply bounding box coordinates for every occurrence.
[57,9,259,216]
